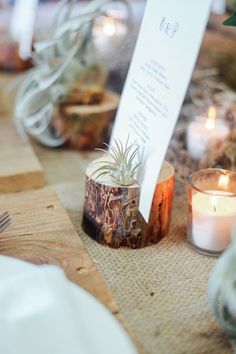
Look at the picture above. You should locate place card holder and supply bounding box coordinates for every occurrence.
[187,168,236,256]
[82,159,174,249]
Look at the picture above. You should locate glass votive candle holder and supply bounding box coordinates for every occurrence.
[186,107,230,161]
[187,169,236,256]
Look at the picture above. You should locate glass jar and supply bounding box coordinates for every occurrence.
[187,169,236,256]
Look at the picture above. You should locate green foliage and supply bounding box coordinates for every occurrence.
[223,11,236,26]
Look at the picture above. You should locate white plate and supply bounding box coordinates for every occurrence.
[0,256,137,354]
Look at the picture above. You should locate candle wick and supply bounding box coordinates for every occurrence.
[214,205,216,213]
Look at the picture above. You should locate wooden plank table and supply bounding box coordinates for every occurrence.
[0,119,133,346]
[0,119,45,192]
[0,186,118,312]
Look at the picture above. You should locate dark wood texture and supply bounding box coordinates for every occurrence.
[58,90,119,150]
[82,159,174,248]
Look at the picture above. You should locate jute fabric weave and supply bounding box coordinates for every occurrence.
[34,145,232,354]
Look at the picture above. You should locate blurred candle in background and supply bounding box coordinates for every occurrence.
[186,106,230,160]
[93,7,130,71]
[93,10,128,44]
[10,0,38,59]
[211,0,226,14]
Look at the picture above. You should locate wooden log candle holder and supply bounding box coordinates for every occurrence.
[58,90,119,151]
[82,157,174,249]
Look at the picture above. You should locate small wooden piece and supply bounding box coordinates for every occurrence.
[58,90,119,150]
[0,119,45,192]
[82,158,174,249]
[0,38,32,72]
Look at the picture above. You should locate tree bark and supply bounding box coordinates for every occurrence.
[82,158,174,249]
[57,90,119,151]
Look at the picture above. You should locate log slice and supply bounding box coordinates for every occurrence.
[58,90,120,150]
[82,157,174,249]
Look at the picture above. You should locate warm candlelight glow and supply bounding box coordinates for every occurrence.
[188,169,236,255]
[102,17,116,36]
[218,174,229,188]
[211,196,218,213]
[205,106,216,130]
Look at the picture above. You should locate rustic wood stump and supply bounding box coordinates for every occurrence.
[0,38,32,71]
[82,157,174,249]
[58,90,119,150]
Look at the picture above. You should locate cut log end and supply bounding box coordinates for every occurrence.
[56,90,120,151]
[82,158,174,249]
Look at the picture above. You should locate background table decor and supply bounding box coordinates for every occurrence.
[1,11,236,354]
[58,90,120,150]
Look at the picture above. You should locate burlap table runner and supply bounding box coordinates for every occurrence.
[33,144,232,354]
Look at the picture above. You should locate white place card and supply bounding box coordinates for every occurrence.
[110,0,211,222]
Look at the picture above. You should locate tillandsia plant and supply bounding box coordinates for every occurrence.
[92,138,140,186]
[209,228,236,352]
[14,0,130,147]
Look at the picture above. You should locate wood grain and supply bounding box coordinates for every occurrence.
[0,120,120,312]
[0,119,45,192]
[0,186,118,313]
[57,90,119,150]
[83,158,174,248]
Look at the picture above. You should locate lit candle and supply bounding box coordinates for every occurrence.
[101,17,117,37]
[187,169,236,256]
[93,10,128,70]
[191,191,236,253]
[211,0,226,14]
[10,0,38,59]
[186,106,230,160]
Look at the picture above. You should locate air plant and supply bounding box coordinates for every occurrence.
[209,228,236,352]
[92,138,140,186]
[14,0,130,147]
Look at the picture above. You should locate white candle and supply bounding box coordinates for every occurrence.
[191,190,236,252]
[93,11,128,70]
[10,0,38,59]
[187,107,229,160]
[211,0,226,14]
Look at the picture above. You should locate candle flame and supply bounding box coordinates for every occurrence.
[102,17,116,36]
[211,196,218,213]
[205,106,216,130]
[218,174,229,189]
